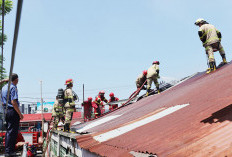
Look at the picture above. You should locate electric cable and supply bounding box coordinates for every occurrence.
[5,0,23,123]
[0,0,5,139]
[1,0,4,79]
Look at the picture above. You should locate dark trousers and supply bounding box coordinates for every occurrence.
[96,105,101,116]
[5,108,20,154]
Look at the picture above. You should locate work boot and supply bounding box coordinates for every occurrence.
[64,123,70,132]
[67,124,70,132]
[206,62,216,74]
[146,89,151,96]
[69,129,75,133]
[63,124,66,132]
[156,87,160,94]
[223,58,227,64]
[221,54,227,64]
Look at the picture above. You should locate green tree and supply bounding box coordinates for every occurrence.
[0,0,13,46]
[0,0,13,85]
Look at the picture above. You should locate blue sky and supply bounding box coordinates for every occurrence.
[3,0,232,104]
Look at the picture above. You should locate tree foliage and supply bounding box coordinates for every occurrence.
[0,0,13,15]
[0,0,12,46]
[0,0,13,81]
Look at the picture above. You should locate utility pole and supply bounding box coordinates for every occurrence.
[40,80,44,138]
[83,84,85,122]
[83,84,84,103]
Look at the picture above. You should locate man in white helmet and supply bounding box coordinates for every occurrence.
[195,18,227,73]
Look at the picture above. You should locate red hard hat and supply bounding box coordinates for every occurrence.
[109,92,114,97]
[99,90,105,95]
[143,70,147,76]
[88,97,92,101]
[152,61,160,65]
[65,79,73,85]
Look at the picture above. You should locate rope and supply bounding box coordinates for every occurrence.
[5,0,23,118]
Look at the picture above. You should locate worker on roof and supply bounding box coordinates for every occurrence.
[52,96,65,130]
[63,79,77,132]
[92,101,99,118]
[82,97,93,121]
[146,61,160,96]
[109,92,119,111]
[94,90,108,116]
[195,18,227,73]
[135,70,147,95]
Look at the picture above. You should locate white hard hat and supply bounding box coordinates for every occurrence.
[195,18,205,25]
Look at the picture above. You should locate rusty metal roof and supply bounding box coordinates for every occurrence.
[73,62,232,156]
[21,112,82,123]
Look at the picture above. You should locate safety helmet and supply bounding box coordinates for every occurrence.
[195,18,206,25]
[99,90,105,95]
[109,92,114,97]
[65,79,73,85]
[152,61,160,65]
[143,70,147,76]
[88,97,92,101]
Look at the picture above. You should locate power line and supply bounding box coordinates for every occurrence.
[20,84,134,95]
[19,101,37,104]
[19,96,54,100]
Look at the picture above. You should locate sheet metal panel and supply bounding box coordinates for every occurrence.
[75,63,232,156]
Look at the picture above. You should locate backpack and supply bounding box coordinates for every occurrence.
[57,88,65,105]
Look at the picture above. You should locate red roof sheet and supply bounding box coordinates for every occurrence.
[74,62,232,156]
[21,112,82,123]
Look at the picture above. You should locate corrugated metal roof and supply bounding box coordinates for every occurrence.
[21,112,82,123]
[73,62,232,156]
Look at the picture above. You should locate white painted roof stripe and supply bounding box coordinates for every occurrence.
[94,104,190,142]
[76,115,122,132]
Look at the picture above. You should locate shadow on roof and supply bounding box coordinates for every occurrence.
[201,104,232,124]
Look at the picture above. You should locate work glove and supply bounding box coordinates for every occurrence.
[73,95,77,101]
